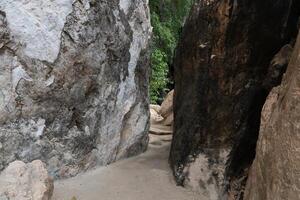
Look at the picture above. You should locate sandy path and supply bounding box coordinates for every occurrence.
[52,135,198,200]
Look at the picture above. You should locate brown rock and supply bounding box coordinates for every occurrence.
[161,113,174,127]
[150,106,164,124]
[150,104,161,113]
[149,107,173,135]
[263,44,294,90]
[159,90,174,119]
[149,92,174,135]
[0,160,54,200]
[244,32,300,200]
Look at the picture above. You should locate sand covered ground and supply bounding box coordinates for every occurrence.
[52,134,198,200]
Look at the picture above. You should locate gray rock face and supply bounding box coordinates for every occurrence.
[0,0,151,178]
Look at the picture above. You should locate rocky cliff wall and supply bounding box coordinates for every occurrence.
[244,30,300,200]
[0,0,151,178]
[170,0,300,199]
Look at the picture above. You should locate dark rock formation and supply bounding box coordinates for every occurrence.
[170,0,300,199]
[262,44,293,90]
[244,30,300,200]
[0,0,151,178]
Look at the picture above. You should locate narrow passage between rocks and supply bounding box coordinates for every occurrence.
[52,134,198,200]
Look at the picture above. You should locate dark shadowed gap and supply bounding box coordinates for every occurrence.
[226,1,300,198]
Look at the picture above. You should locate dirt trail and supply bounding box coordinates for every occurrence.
[52,135,198,200]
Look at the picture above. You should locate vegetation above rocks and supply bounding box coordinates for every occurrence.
[149,0,193,103]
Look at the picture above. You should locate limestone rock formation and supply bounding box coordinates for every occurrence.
[244,32,300,200]
[170,0,300,199]
[149,90,174,135]
[0,160,54,200]
[0,0,151,178]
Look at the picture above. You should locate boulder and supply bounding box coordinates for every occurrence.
[159,90,174,119]
[161,112,174,127]
[149,107,173,135]
[0,160,54,200]
[150,104,161,113]
[150,106,163,124]
[149,91,174,135]
[0,0,151,177]
[244,32,300,200]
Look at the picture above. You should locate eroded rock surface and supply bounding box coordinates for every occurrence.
[170,0,300,199]
[0,160,54,200]
[244,32,300,200]
[0,0,151,178]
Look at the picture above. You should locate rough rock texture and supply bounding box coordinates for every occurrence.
[170,0,300,199]
[244,32,300,200]
[0,160,54,200]
[0,0,151,178]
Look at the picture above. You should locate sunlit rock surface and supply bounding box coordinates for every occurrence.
[0,0,151,178]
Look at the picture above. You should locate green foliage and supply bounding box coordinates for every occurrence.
[150,49,169,103]
[149,0,193,103]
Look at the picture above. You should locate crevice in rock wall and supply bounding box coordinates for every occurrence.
[227,2,300,198]
[170,0,300,199]
[244,30,300,200]
[225,88,269,199]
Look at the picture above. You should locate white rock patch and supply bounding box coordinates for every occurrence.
[117,0,152,113]
[119,0,132,15]
[45,75,55,87]
[12,66,32,90]
[34,118,46,137]
[0,0,74,62]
